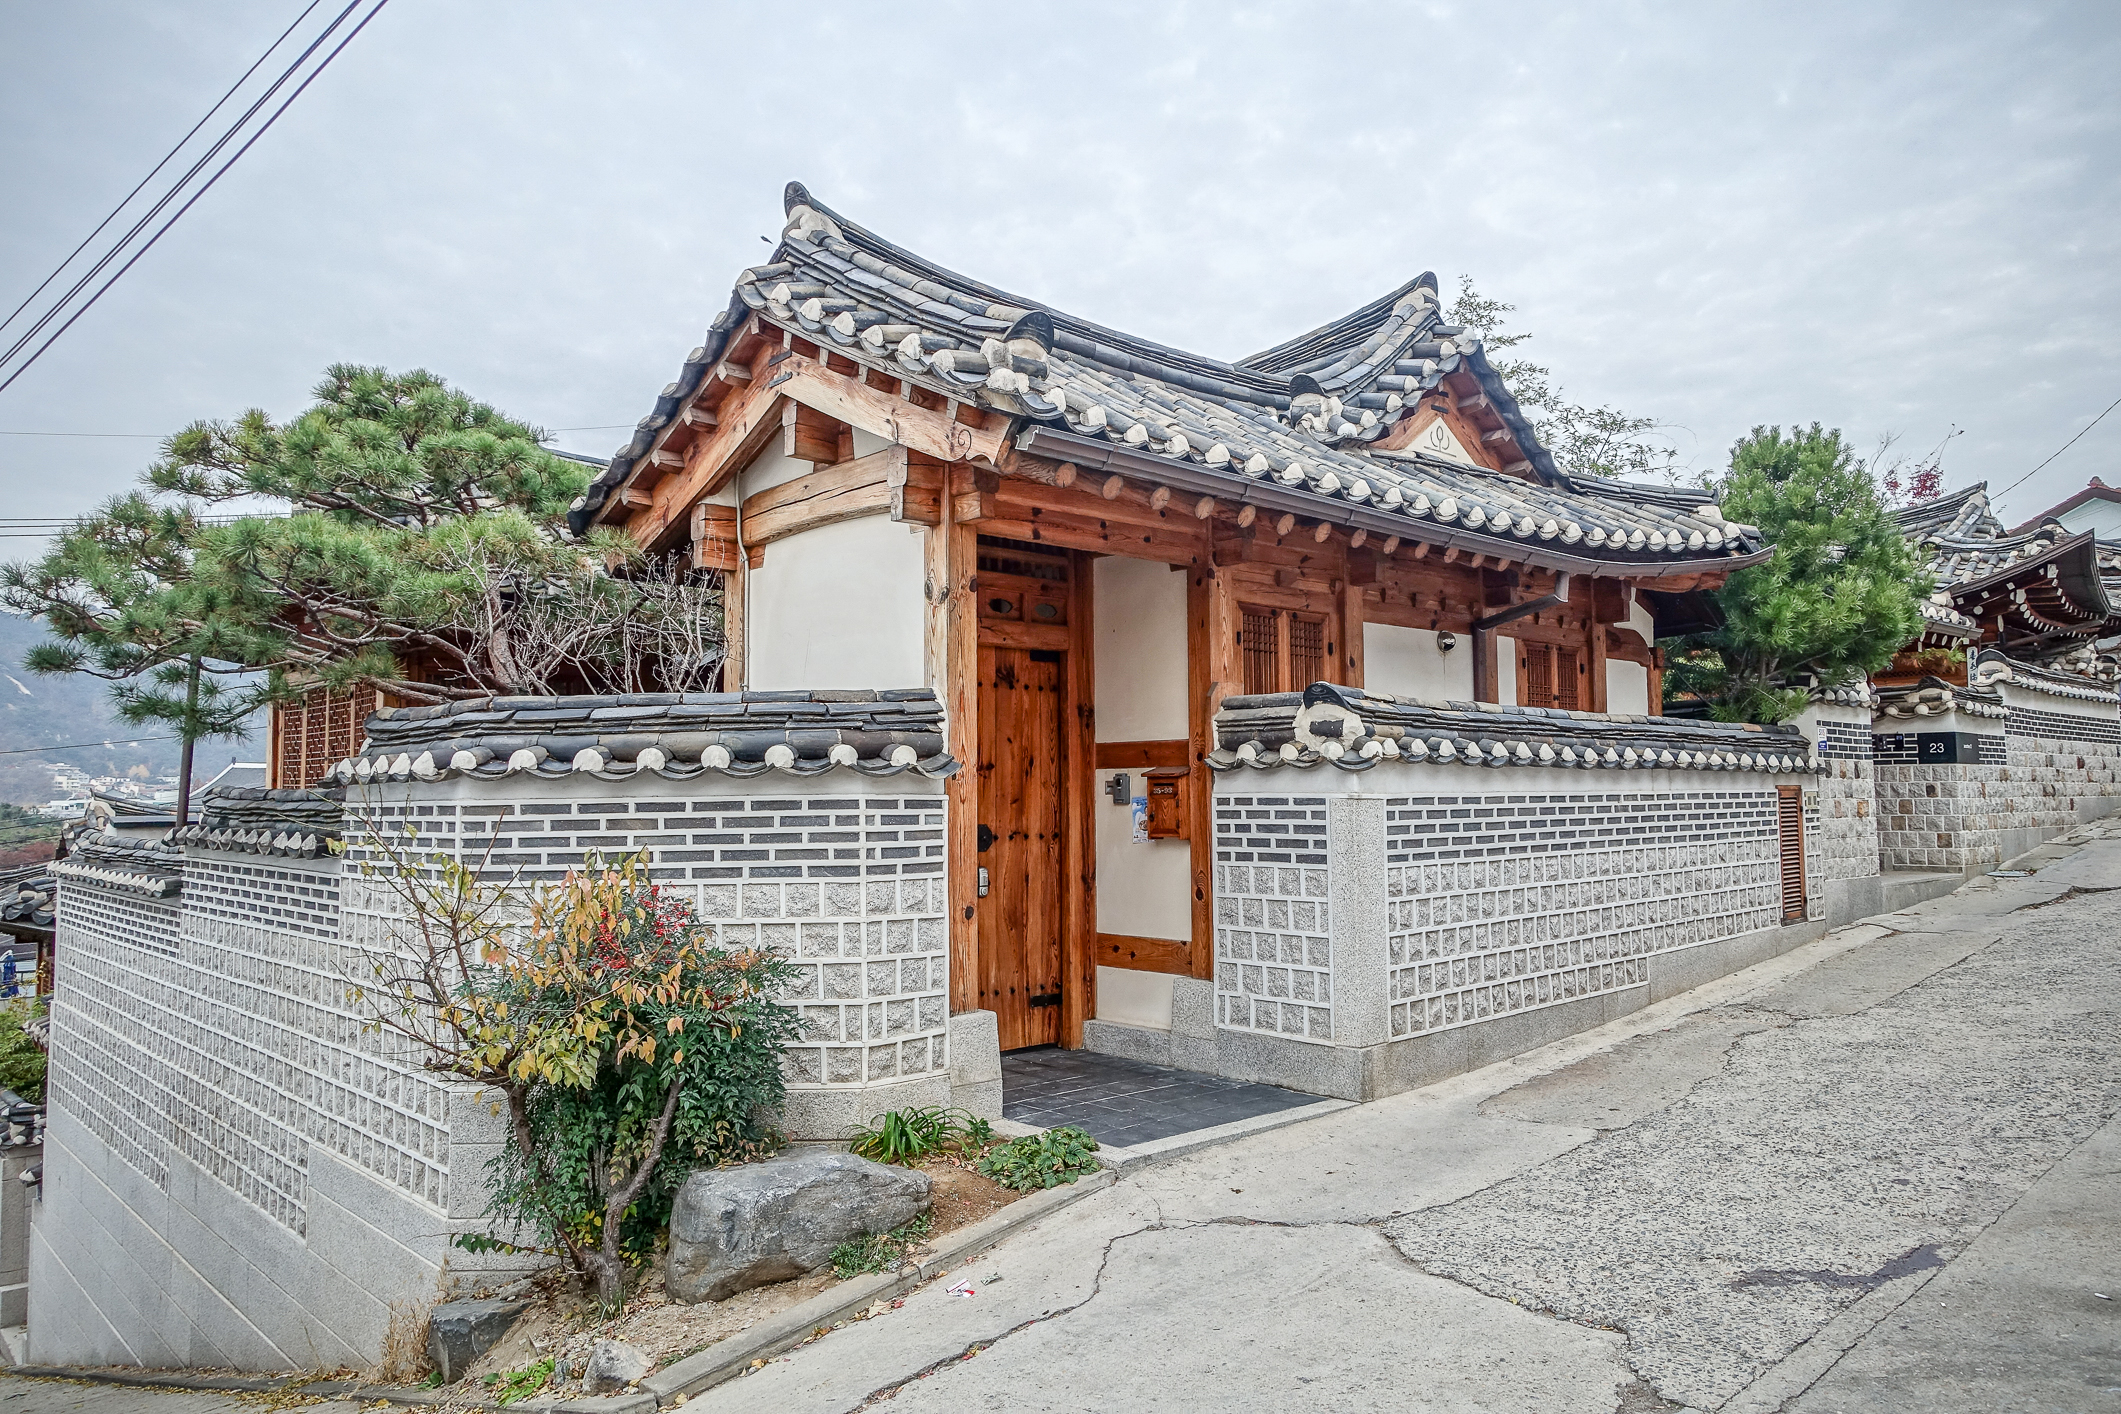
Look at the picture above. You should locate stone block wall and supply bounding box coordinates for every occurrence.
[1873,686,2121,872]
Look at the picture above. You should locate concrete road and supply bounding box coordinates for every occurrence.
[694,839,2121,1414]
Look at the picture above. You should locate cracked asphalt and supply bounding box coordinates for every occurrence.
[1,840,2113,1414]
[700,836,2121,1414]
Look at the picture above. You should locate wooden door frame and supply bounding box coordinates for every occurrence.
[946,530,1097,1049]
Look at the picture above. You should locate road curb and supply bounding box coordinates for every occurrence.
[640,1167,1117,1405]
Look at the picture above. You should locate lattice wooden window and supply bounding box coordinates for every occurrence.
[1238,607,1331,695]
[273,685,379,788]
[1517,642,1585,711]
[1777,785,1806,923]
[1241,609,1279,695]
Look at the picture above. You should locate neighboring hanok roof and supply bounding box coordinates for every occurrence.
[573,184,1766,576]
[1894,483,2121,655]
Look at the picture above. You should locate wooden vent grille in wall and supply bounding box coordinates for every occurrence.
[1776,784,1806,924]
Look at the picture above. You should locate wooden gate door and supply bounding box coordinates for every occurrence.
[976,645,1066,1050]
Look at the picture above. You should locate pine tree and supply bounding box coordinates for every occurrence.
[1664,424,1928,722]
[3,366,724,794]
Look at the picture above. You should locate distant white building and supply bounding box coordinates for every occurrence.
[2013,477,2121,539]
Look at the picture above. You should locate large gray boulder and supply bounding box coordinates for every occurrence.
[666,1150,931,1303]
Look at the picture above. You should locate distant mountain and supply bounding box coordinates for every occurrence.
[0,613,263,806]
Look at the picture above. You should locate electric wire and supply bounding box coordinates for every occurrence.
[0,0,327,343]
[0,735,181,758]
[1995,391,2121,502]
[0,0,391,394]
[0,0,366,376]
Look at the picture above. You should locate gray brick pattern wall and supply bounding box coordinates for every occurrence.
[1212,794,1333,1041]
[46,888,185,1191]
[52,853,451,1237]
[1379,790,1782,1039]
[2008,705,2121,744]
[1814,720,1875,760]
[344,781,952,1102]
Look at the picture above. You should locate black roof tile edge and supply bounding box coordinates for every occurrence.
[1209,682,1818,775]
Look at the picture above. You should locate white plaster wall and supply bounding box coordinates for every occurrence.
[1096,966,1175,1031]
[1496,637,1518,707]
[1092,557,1187,740]
[1608,660,1651,715]
[747,515,927,691]
[737,444,815,498]
[1362,623,1473,702]
[1093,557,1194,941]
[2054,499,2121,538]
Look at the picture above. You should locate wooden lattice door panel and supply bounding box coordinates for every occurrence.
[975,645,1066,1051]
[1236,607,1331,695]
[1777,785,1807,924]
[272,686,379,788]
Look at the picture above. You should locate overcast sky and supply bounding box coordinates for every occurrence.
[3,0,2117,544]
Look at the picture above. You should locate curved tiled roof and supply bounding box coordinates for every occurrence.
[52,829,182,896]
[572,184,1766,573]
[333,690,958,786]
[170,785,346,859]
[1210,683,1816,775]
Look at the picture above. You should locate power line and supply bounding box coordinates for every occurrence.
[0,0,328,343]
[0,431,160,439]
[0,735,180,759]
[1996,391,2121,501]
[0,0,368,377]
[0,0,392,394]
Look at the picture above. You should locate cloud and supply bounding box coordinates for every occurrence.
[1,0,2115,537]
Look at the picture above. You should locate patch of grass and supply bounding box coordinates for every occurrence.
[847,1106,993,1165]
[829,1210,934,1279]
[976,1127,1101,1191]
[482,1358,553,1405]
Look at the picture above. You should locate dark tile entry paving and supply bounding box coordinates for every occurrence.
[1001,1047,1321,1149]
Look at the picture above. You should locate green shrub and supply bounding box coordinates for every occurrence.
[0,1000,46,1104]
[848,1106,992,1165]
[976,1127,1101,1191]
[829,1211,933,1279]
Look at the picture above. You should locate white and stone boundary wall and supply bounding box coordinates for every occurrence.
[1797,695,1883,923]
[1872,656,2121,872]
[32,690,967,1372]
[34,802,516,1371]
[1175,684,1828,1102]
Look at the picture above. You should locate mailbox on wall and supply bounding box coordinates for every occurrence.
[1143,766,1190,840]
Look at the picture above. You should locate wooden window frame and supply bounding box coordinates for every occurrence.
[1237,603,1330,695]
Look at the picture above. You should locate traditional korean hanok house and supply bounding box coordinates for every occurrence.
[1872,483,2121,872]
[557,181,1849,1105]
